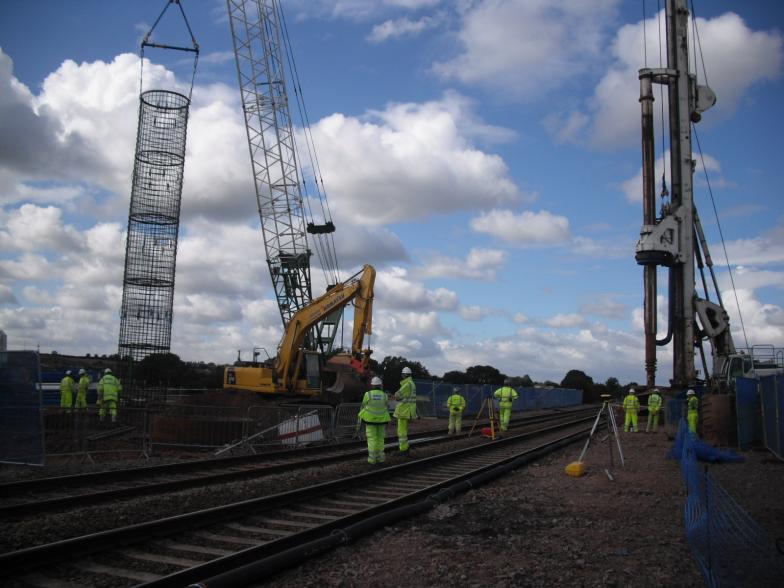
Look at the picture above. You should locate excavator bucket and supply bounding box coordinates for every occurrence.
[324,354,366,401]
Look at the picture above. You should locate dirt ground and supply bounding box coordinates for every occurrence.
[270,423,784,588]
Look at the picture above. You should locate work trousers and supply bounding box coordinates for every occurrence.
[397,418,410,452]
[75,393,87,409]
[448,412,463,434]
[687,411,698,435]
[624,411,638,432]
[60,392,72,410]
[100,399,118,422]
[646,410,660,432]
[365,422,386,464]
[499,406,511,431]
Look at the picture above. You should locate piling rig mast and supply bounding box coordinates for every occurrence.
[635,0,734,390]
[226,0,340,353]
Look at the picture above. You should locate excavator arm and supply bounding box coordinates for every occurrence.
[275,264,375,391]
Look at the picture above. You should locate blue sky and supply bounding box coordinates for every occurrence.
[0,0,782,385]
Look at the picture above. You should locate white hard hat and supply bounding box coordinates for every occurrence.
[686,389,695,395]
[453,387,461,393]
[65,370,72,376]
[78,369,85,375]
[629,388,636,394]
[652,388,659,393]
[370,376,382,387]
[104,368,112,374]
[402,367,412,375]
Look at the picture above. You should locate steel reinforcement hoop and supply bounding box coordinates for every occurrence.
[119,90,190,362]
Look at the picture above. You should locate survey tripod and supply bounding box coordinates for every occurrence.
[468,395,500,440]
[576,394,624,467]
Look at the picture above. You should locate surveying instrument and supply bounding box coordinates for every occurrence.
[469,394,500,440]
[567,394,624,475]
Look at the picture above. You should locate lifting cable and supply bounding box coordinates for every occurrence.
[139,0,200,99]
[689,0,750,349]
[276,1,340,289]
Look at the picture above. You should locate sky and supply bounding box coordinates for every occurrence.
[0,0,782,386]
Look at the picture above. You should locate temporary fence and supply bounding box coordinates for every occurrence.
[334,403,362,440]
[671,420,784,587]
[760,373,783,460]
[413,380,582,418]
[0,351,44,465]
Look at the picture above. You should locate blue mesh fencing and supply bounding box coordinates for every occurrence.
[735,377,761,450]
[760,373,783,460]
[0,351,44,465]
[414,380,582,418]
[671,419,784,587]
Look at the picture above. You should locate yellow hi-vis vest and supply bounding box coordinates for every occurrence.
[359,389,391,424]
[494,386,517,408]
[447,394,466,414]
[623,394,640,412]
[648,393,662,412]
[393,377,417,419]
[99,374,122,402]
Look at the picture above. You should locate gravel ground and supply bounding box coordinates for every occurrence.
[3,411,783,588]
[268,427,784,588]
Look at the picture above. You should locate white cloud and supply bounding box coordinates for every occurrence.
[368,14,441,43]
[580,296,629,320]
[415,247,507,280]
[376,266,459,312]
[544,313,586,328]
[307,93,522,225]
[458,305,490,321]
[719,220,784,266]
[470,209,570,245]
[433,0,619,98]
[589,11,783,148]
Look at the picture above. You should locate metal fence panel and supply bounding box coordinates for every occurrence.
[0,351,43,465]
[735,377,761,450]
[760,374,782,460]
[412,381,582,418]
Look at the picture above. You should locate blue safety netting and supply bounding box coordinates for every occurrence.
[671,419,784,587]
[414,380,582,418]
[735,377,761,450]
[0,351,44,465]
[760,373,784,460]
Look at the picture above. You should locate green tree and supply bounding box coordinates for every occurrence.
[378,356,430,392]
[509,374,534,388]
[442,370,465,384]
[137,352,185,386]
[465,365,505,385]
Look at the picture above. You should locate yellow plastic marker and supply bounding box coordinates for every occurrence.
[564,461,586,477]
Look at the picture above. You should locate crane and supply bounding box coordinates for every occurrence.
[226,0,341,353]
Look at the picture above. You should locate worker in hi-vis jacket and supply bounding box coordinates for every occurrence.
[493,380,518,432]
[359,377,391,465]
[623,388,640,432]
[646,388,663,433]
[686,389,699,435]
[446,388,466,434]
[393,366,417,455]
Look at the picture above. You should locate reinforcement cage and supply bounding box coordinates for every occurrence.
[118,90,190,362]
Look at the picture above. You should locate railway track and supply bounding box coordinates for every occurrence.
[0,407,597,518]
[1,417,593,587]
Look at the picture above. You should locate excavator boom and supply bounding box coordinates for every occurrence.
[224,265,376,397]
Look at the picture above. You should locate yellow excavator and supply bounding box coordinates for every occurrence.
[223,265,375,398]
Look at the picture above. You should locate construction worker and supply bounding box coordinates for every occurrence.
[75,368,90,410]
[686,389,699,435]
[393,366,417,455]
[359,376,391,465]
[59,370,75,410]
[446,387,466,434]
[493,379,518,432]
[98,368,122,423]
[623,388,640,432]
[646,388,663,433]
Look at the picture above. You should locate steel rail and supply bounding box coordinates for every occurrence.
[1,418,594,586]
[0,408,596,518]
